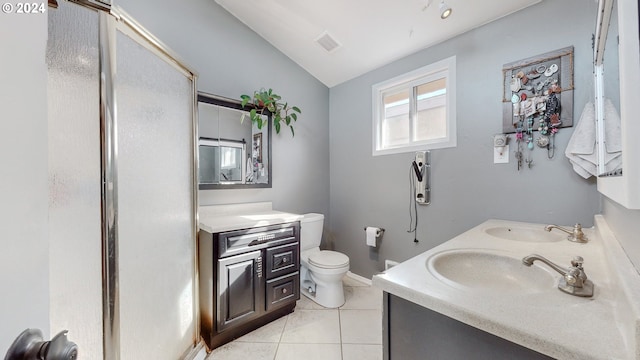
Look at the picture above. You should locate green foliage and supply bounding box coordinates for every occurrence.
[240,88,301,137]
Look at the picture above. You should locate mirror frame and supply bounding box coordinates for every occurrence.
[197,92,273,190]
[595,0,640,209]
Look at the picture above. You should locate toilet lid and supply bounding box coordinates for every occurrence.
[308,250,349,269]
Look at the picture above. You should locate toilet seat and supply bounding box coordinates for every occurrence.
[308,250,349,269]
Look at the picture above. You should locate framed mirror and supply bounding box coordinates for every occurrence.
[594,0,640,209]
[198,92,272,189]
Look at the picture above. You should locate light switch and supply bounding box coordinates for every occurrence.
[494,145,509,164]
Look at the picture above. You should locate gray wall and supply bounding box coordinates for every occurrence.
[329,0,602,278]
[0,9,50,352]
[119,0,330,217]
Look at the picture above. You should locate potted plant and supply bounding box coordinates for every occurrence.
[240,88,301,136]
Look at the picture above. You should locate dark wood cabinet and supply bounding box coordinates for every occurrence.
[383,293,553,360]
[199,222,300,349]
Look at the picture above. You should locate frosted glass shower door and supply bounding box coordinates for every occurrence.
[47,4,103,359]
[46,2,197,358]
[115,27,196,360]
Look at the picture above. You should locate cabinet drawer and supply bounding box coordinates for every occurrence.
[266,272,299,311]
[265,243,299,280]
[218,223,298,258]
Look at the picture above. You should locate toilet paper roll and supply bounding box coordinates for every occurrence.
[365,227,380,247]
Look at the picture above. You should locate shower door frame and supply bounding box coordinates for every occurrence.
[66,1,200,358]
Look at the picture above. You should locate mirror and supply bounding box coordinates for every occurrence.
[593,0,620,177]
[595,0,640,209]
[198,92,272,189]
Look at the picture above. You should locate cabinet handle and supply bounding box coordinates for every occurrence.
[256,256,263,278]
[282,257,288,263]
[282,288,288,294]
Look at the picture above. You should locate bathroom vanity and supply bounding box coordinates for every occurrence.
[384,294,552,359]
[198,203,302,349]
[373,217,640,359]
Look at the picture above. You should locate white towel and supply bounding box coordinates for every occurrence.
[565,100,622,179]
[603,99,622,153]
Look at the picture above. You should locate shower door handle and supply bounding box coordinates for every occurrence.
[4,328,78,360]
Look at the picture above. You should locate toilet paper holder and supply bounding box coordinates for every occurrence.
[363,227,385,237]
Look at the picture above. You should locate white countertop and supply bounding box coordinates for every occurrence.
[198,202,303,233]
[373,216,640,360]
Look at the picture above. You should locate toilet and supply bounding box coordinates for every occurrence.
[300,213,350,308]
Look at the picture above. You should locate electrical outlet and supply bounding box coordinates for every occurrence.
[494,145,509,164]
[385,260,399,270]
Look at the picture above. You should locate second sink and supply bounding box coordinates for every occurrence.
[484,226,564,243]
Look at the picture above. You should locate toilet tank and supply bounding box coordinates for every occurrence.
[300,213,324,250]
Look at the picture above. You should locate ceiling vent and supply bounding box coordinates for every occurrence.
[315,31,341,53]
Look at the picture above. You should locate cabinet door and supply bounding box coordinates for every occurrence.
[218,250,264,332]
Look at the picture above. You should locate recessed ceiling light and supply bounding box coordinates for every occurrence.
[440,0,452,19]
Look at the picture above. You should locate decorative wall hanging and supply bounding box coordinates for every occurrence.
[502,46,574,170]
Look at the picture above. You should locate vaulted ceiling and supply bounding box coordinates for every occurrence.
[216,0,542,87]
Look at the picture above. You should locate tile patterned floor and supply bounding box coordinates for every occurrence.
[206,276,383,360]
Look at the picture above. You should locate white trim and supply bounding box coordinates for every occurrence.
[373,56,454,90]
[372,56,457,156]
[346,271,373,286]
[180,340,207,360]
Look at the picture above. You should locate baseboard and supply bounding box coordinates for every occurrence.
[346,271,372,286]
[181,340,207,360]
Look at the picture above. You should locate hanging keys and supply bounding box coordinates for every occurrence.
[516,150,523,170]
[526,157,534,169]
[515,139,523,171]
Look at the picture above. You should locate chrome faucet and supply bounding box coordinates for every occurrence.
[522,254,594,297]
[544,223,588,243]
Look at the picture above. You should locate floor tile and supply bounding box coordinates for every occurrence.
[341,286,383,310]
[280,309,341,344]
[340,309,382,344]
[208,278,384,359]
[342,344,383,360]
[342,275,370,287]
[235,315,288,343]
[206,342,277,360]
[296,293,327,310]
[275,343,342,360]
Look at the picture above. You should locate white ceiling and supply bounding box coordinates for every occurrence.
[215,0,542,88]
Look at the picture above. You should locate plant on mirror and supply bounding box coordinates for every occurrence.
[240,88,301,136]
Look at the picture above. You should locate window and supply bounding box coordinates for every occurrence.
[198,138,246,184]
[372,56,456,156]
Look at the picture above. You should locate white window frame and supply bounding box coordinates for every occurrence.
[372,56,456,156]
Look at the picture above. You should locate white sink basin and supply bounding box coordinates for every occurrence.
[484,226,564,243]
[426,249,556,293]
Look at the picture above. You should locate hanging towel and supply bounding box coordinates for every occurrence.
[565,100,622,179]
[603,99,622,154]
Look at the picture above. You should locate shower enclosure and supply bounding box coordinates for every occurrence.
[47,1,198,359]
